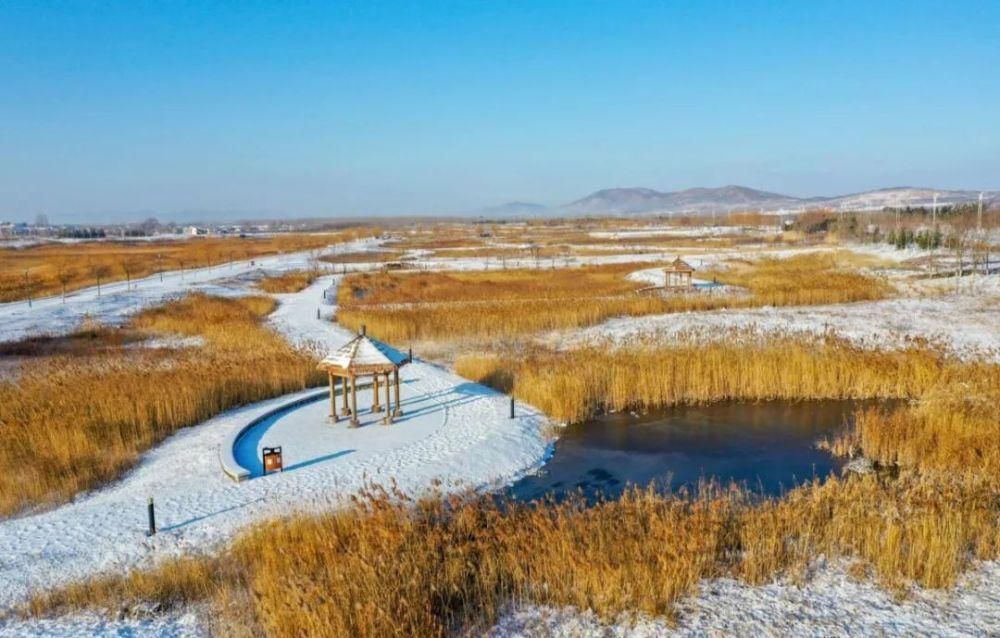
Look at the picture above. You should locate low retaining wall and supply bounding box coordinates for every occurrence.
[219,390,329,482]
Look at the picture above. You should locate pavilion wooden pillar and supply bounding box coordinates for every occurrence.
[349,374,359,426]
[393,368,402,417]
[328,372,338,421]
[382,372,393,424]
[372,373,382,412]
[341,375,350,415]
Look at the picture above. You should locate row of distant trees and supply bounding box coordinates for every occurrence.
[885,228,943,250]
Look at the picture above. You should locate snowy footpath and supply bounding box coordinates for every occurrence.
[3,243,999,636]
[0,275,548,632]
[0,238,379,346]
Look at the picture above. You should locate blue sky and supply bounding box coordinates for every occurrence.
[1,1,998,223]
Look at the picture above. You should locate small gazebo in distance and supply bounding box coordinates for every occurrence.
[664,257,695,289]
[318,328,410,427]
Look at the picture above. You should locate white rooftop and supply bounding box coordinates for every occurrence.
[319,333,409,371]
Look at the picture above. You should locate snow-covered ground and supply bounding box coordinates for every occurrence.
[588,226,764,239]
[0,274,548,626]
[0,609,206,638]
[0,238,379,345]
[3,230,998,636]
[556,267,1000,361]
[490,561,1000,637]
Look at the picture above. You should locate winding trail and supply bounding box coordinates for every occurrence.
[0,275,548,612]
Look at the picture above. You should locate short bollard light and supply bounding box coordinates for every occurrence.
[146,496,156,537]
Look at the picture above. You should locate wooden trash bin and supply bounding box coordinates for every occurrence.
[262,446,283,475]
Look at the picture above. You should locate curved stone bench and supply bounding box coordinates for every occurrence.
[219,390,329,482]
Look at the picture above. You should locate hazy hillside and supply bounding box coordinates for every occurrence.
[476,185,997,218]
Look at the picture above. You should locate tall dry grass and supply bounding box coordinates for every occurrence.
[19,332,1000,634]
[340,295,742,343]
[339,263,649,306]
[0,294,323,516]
[320,250,405,264]
[455,335,962,423]
[26,474,999,635]
[836,375,1000,479]
[338,253,893,343]
[255,269,321,294]
[706,251,893,306]
[0,229,372,302]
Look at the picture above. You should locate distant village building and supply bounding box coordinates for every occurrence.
[183,225,207,236]
[664,257,695,289]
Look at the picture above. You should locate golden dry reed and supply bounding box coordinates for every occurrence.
[0,229,374,302]
[26,474,999,636]
[21,337,1000,635]
[320,250,405,264]
[0,294,324,516]
[255,269,321,294]
[337,253,893,342]
[704,251,893,306]
[455,335,963,423]
[846,374,1000,478]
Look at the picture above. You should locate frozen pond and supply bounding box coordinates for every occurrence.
[510,400,877,501]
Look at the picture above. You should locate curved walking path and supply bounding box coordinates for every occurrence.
[0,238,381,346]
[0,276,549,611]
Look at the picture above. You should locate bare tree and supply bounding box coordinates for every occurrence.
[528,241,541,268]
[89,262,111,297]
[118,257,139,291]
[55,258,75,302]
[22,268,34,306]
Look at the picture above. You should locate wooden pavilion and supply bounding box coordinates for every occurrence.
[317,329,410,426]
[664,257,695,289]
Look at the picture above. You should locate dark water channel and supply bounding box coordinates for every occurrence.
[509,400,879,502]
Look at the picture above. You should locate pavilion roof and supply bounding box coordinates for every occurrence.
[318,333,409,374]
[665,257,695,272]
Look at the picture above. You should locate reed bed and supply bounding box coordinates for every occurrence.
[20,333,1000,634]
[25,474,999,636]
[706,251,893,306]
[338,253,893,343]
[0,229,372,302]
[339,263,649,305]
[255,269,321,293]
[320,250,405,264]
[841,374,1000,478]
[341,295,743,343]
[455,336,966,423]
[0,294,323,516]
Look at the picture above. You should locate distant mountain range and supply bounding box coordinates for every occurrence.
[476,185,998,218]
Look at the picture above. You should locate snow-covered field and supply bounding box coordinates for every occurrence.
[490,561,1000,637]
[2,229,998,636]
[0,274,547,610]
[0,238,381,345]
[587,265,1000,361]
[588,226,763,239]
